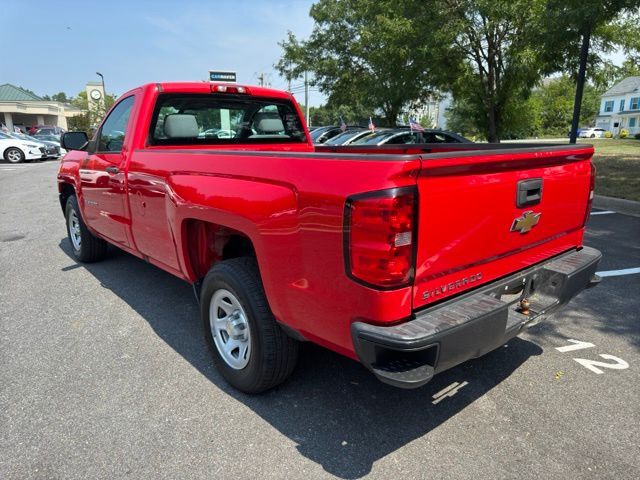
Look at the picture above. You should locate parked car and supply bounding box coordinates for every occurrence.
[310,126,345,144]
[198,128,236,139]
[323,128,377,146]
[29,125,66,137]
[58,81,600,394]
[0,131,47,163]
[352,128,471,146]
[579,127,607,139]
[7,132,62,159]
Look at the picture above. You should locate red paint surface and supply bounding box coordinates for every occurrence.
[58,82,594,359]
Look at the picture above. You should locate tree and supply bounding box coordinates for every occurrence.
[67,91,117,134]
[531,76,599,136]
[276,0,445,125]
[541,0,640,142]
[307,103,371,127]
[591,58,640,92]
[430,0,549,142]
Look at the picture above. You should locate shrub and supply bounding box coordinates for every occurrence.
[620,129,629,138]
[604,130,613,138]
[635,133,640,140]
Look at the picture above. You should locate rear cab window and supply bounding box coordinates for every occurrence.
[148,94,307,146]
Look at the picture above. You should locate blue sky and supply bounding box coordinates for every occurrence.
[0,0,325,105]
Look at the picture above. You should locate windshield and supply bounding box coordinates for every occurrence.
[149,94,307,146]
[9,133,39,142]
[324,130,364,145]
[310,127,335,143]
[351,131,394,145]
[36,135,59,142]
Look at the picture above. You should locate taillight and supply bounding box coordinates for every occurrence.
[344,187,417,289]
[583,163,596,225]
[210,84,249,94]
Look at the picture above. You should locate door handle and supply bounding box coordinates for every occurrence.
[517,178,543,208]
[105,166,119,175]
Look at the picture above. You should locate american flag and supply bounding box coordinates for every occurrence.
[368,117,375,131]
[409,117,425,132]
[340,117,347,132]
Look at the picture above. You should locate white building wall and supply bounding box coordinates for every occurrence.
[596,91,640,135]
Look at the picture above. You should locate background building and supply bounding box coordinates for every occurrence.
[595,76,640,136]
[0,84,82,132]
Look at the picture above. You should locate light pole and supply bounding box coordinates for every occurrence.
[96,71,106,103]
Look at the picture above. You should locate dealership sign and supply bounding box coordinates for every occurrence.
[209,71,237,83]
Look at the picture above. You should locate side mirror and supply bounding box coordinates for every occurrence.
[61,131,89,151]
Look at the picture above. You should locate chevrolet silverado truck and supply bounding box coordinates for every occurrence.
[58,82,601,393]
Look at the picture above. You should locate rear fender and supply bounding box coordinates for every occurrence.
[169,174,299,321]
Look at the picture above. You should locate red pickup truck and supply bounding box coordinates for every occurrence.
[58,82,601,393]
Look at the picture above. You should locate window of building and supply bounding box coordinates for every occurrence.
[630,97,639,110]
[619,99,625,111]
[604,100,614,112]
[630,117,637,128]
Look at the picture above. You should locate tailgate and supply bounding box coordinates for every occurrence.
[412,145,594,310]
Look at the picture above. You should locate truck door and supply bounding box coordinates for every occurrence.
[79,95,136,247]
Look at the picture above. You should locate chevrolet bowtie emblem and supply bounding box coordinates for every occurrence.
[511,211,541,234]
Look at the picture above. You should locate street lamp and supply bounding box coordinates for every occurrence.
[96,72,105,99]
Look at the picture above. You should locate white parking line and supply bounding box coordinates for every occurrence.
[590,210,616,215]
[597,267,640,278]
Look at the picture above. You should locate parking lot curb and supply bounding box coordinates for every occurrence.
[594,194,640,218]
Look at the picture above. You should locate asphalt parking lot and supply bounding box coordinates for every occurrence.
[1,160,639,480]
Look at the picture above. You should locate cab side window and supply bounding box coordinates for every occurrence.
[99,96,135,152]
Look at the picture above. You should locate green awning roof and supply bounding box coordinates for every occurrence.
[0,84,43,101]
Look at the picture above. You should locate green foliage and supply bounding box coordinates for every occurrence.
[448,75,604,139]
[308,104,371,127]
[435,0,550,142]
[67,90,117,134]
[540,0,640,77]
[279,0,640,142]
[591,58,640,92]
[276,0,446,124]
[619,129,629,138]
[531,76,600,136]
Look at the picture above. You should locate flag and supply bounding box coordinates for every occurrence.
[409,117,425,132]
[340,117,347,132]
[368,117,375,131]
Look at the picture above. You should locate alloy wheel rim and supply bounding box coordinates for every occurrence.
[7,149,21,163]
[68,210,82,250]
[209,289,251,370]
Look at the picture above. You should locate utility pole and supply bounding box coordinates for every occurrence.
[304,71,309,127]
[569,26,591,144]
[257,73,265,87]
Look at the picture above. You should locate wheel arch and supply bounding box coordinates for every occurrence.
[59,182,76,214]
[181,218,257,283]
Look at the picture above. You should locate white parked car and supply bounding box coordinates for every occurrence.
[579,127,607,138]
[0,131,46,163]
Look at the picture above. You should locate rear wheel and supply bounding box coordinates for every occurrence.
[4,147,24,164]
[201,257,299,393]
[65,195,108,262]
[590,134,596,138]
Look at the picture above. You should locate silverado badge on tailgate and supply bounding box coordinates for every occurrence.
[511,211,541,234]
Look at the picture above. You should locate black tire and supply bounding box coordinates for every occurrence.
[65,195,108,262]
[4,147,25,164]
[201,257,299,393]
[590,134,595,138]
